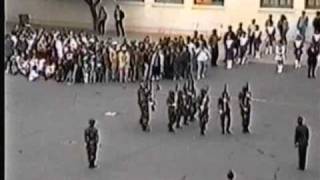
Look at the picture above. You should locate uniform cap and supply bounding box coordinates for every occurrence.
[89,119,95,125]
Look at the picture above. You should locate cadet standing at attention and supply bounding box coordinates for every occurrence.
[84,119,100,169]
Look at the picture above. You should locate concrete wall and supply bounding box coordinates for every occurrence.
[5,0,319,40]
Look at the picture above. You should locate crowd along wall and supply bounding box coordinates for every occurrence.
[5,0,319,40]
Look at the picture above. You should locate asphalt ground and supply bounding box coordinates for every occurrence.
[5,61,320,180]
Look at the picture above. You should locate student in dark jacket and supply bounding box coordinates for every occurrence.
[307,43,319,79]
[294,116,309,171]
[312,11,320,33]
[114,4,125,37]
[98,6,107,35]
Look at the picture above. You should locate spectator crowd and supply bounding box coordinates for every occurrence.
[4,11,320,83]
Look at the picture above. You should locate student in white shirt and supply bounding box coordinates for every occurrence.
[275,40,286,74]
[195,43,210,79]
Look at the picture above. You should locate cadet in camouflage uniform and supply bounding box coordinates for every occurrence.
[218,84,232,134]
[137,82,145,127]
[198,87,210,136]
[84,119,99,169]
[167,90,176,132]
[176,90,185,129]
[238,82,252,133]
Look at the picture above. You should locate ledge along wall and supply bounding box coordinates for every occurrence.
[5,0,319,40]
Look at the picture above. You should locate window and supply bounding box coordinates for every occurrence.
[194,0,224,6]
[306,0,320,9]
[154,0,184,4]
[261,0,293,8]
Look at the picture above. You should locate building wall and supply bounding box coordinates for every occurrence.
[5,0,319,40]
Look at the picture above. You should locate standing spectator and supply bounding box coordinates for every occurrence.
[265,14,276,55]
[114,4,125,37]
[294,116,309,171]
[224,34,235,69]
[307,43,319,79]
[98,6,107,35]
[313,11,320,33]
[297,11,309,41]
[195,42,210,80]
[150,45,164,81]
[277,15,289,45]
[223,26,236,62]
[118,46,130,83]
[293,34,304,69]
[253,25,262,59]
[248,19,256,56]
[275,39,286,74]
[209,29,221,67]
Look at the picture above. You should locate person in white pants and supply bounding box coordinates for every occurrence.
[275,40,286,74]
[118,46,130,83]
[195,43,210,80]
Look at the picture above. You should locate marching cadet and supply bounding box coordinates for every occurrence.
[187,76,197,122]
[218,84,232,135]
[198,87,209,136]
[176,90,185,129]
[293,34,304,69]
[167,90,176,133]
[241,96,251,133]
[253,25,262,59]
[275,39,286,74]
[239,32,249,65]
[307,43,319,79]
[137,82,145,127]
[141,81,155,132]
[265,14,276,55]
[84,119,99,169]
[294,116,310,171]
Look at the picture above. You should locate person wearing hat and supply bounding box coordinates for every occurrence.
[218,84,232,134]
[84,119,100,169]
[294,116,309,171]
[293,33,304,69]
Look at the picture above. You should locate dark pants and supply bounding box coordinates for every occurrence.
[308,61,317,78]
[115,20,125,37]
[220,112,231,134]
[98,20,106,35]
[140,105,150,132]
[298,146,308,170]
[199,111,208,135]
[248,36,255,55]
[86,144,97,168]
[168,108,176,132]
[211,46,219,67]
[242,110,250,133]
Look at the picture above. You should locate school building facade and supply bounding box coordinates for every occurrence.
[5,0,320,40]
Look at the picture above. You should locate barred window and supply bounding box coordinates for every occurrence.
[155,0,184,4]
[194,0,224,6]
[306,0,320,9]
[261,0,293,8]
